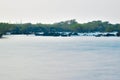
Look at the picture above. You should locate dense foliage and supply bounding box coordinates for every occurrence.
[0,20,120,36]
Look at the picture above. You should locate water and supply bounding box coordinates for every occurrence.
[0,35,120,80]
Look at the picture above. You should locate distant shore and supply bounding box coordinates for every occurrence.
[1,32,120,38]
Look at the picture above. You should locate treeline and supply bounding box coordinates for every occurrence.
[0,19,120,35]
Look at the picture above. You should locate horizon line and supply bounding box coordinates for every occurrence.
[0,19,119,24]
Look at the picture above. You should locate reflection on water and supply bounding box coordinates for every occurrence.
[0,35,120,80]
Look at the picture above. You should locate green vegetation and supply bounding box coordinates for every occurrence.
[0,23,14,37]
[0,19,120,37]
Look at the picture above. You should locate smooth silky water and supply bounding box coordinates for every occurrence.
[0,35,120,80]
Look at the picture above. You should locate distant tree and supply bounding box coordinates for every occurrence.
[1,19,120,37]
[0,23,14,37]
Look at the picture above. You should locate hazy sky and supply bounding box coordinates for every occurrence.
[0,0,120,23]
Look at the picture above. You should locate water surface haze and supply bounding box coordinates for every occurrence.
[0,35,120,80]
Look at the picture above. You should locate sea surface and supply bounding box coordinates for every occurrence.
[0,35,120,80]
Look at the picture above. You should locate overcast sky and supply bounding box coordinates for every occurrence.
[0,0,120,23]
